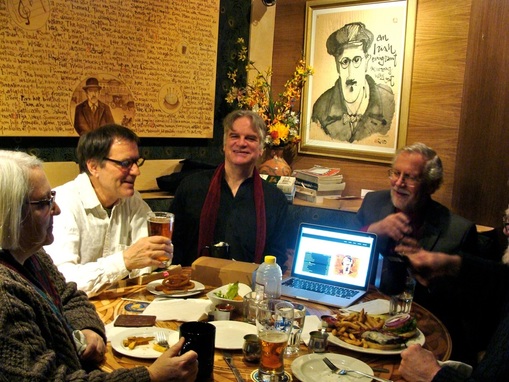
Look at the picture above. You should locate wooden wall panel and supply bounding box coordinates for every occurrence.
[271,0,472,210]
[453,0,509,228]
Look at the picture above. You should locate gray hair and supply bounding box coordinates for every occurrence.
[0,150,43,250]
[394,142,443,194]
[222,110,266,150]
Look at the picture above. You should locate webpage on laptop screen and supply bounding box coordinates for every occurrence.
[294,227,373,288]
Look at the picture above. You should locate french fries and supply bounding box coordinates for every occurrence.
[122,336,155,350]
[329,309,384,348]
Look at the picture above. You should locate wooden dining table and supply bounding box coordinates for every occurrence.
[90,270,451,381]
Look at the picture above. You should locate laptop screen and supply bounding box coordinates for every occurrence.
[291,224,377,289]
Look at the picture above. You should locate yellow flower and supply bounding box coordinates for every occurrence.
[226,38,313,148]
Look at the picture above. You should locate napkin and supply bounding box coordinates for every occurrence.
[300,315,323,346]
[140,298,213,322]
[345,299,390,315]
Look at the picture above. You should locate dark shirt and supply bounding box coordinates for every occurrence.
[433,255,509,381]
[354,190,480,364]
[169,169,289,269]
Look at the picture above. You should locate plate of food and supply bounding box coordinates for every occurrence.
[146,279,205,298]
[326,311,425,355]
[291,353,373,382]
[210,321,257,349]
[110,327,180,359]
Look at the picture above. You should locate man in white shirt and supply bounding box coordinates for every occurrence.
[45,124,172,296]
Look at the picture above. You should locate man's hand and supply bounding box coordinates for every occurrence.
[399,344,441,382]
[80,329,107,363]
[148,337,199,382]
[367,212,412,241]
[395,238,462,286]
[123,236,173,271]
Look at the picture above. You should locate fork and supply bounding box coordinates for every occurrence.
[323,357,393,382]
[223,350,245,382]
[156,331,169,348]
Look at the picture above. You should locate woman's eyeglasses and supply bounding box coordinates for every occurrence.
[27,190,56,210]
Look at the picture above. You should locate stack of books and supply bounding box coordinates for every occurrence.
[293,165,345,203]
[259,174,296,203]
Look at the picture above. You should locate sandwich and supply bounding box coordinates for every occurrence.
[361,313,417,350]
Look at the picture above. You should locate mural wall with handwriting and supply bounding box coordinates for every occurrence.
[0,0,219,137]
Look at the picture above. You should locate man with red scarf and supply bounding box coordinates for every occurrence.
[170,110,289,269]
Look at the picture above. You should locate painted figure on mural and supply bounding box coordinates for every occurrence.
[311,22,395,143]
[74,77,115,135]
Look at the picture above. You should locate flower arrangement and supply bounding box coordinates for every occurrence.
[225,38,313,148]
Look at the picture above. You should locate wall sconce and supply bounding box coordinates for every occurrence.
[262,0,276,6]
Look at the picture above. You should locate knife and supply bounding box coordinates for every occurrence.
[223,351,245,382]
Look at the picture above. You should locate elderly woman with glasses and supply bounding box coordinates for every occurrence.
[0,150,197,381]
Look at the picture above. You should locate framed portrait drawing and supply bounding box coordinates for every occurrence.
[299,0,417,162]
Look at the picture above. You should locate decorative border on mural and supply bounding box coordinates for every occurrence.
[299,0,416,163]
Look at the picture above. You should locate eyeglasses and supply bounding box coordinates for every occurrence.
[503,216,509,228]
[104,157,145,170]
[388,169,421,187]
[28,190,56,210]
[339,56,363,69]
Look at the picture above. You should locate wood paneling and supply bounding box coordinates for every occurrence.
[453,0,509,228]
[272,0,472,209]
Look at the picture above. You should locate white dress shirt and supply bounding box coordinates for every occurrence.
[44,173,152,296]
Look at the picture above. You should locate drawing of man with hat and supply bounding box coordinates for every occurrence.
[74,77,115,135]
[311,22,395,143]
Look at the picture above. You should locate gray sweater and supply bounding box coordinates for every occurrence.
[0,249,150,381]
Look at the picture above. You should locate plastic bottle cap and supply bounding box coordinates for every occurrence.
[264,255,276,264]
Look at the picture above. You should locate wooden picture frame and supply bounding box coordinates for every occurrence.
[299,0,417,163]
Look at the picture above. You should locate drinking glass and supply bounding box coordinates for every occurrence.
[256,299,294,380]
[147,211,174,265]
[389,273,416,315]
[284,302,306,355]
[179,321,215,380]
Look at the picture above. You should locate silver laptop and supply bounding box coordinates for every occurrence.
[281,223,377,308]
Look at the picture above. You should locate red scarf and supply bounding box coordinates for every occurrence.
[198,163,266,263]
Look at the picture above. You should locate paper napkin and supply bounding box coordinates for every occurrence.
[140,298,213,322]
[300,315,323,346]
[346,299,390,315]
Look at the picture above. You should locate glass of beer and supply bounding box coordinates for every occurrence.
[256,299,294,380]
[147,211,174,265]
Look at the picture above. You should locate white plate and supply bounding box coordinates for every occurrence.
[146,279,205,298]
[110,327,180,359]
[327,328,425,355]
[291,353,373,382]
[210,320,257,349]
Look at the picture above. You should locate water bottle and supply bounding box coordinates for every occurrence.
[255,255,282,298]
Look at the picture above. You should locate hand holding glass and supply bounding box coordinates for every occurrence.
[147,211,174,265]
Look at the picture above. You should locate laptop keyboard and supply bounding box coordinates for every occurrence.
[282,278,357,299]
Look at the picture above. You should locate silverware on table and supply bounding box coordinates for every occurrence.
[223,351,245,382]
[155,331,169,349]
[323,356,393,382]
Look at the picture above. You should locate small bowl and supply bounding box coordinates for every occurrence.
[207,283,252,312]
